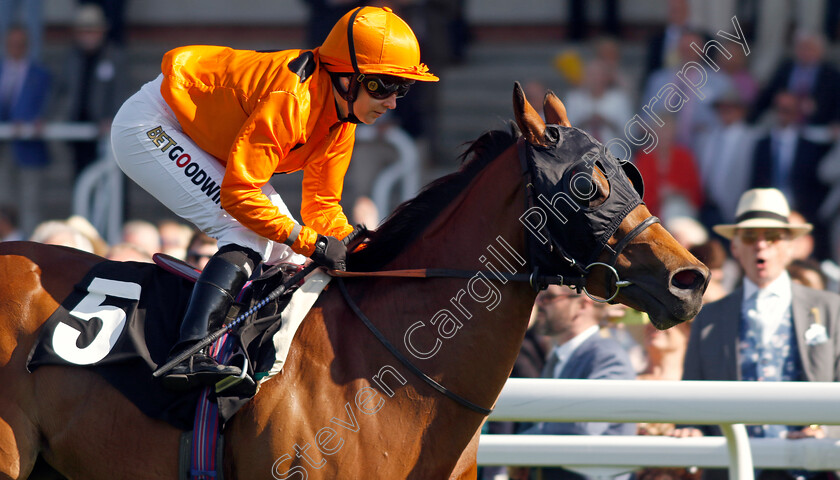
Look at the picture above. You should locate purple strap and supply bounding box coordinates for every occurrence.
[189,331,235,479]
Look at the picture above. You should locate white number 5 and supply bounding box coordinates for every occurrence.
[53,277,142,365]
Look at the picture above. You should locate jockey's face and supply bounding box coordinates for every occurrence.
[334,76,398,125]
[354,82,398,124]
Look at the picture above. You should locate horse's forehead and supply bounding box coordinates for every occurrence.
[553,126,602,161]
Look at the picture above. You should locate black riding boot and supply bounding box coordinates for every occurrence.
[160,246,258,391]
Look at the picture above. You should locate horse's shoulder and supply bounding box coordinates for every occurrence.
[0,241,101,266]
[0,242,47,285]
[0,241,104,305]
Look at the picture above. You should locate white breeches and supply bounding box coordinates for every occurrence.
[111,75,304,265]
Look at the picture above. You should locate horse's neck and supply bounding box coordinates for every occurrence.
[232,151,537,478]
[377,145,536,409]
[395,146,528,271]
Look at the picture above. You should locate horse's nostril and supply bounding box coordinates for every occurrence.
[671,269,705,290]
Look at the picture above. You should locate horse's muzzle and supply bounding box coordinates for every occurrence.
[667,265,710,317]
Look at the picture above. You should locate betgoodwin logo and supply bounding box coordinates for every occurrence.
[145,126,223,206]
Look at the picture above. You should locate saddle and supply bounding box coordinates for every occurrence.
[26,254,313,430]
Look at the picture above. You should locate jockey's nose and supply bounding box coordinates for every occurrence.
[384,94,398,109]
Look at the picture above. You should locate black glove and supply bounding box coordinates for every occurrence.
[311,235,347,271]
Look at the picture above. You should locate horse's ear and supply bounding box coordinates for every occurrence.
[513,81,546,146]
[544,90,571,127]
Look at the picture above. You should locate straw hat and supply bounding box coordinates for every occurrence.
[712,188,812,239]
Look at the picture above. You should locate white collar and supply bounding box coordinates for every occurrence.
[553,324,600,364]
[742,271,792,302]
[772,126,799,141]
[2,58,28,71]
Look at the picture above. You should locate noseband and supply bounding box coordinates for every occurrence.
[532,214,660,303]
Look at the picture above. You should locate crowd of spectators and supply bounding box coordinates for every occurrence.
[0,193,381,268]
[10,212,219,270]
[540,0,840,275]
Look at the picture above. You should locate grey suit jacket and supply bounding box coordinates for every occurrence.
[527,333,637,436]
[684,283,840,383]
[524,334,636,480]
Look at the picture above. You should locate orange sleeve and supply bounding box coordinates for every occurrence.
[220,91,320,253]
[299,123,355,244]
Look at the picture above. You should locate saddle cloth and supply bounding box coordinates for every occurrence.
[26,259,330,430]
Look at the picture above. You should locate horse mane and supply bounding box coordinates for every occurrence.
[347,124,519,271]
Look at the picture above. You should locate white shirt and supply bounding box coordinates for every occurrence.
[742,271,793,345]
[548,324,600,378]
[0,58,28,109]
[564,88,632,143]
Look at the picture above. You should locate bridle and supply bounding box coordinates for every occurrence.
[332,127,660,416]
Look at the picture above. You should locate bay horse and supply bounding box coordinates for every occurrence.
[0,84,708,480]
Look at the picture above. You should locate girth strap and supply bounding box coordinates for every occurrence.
[335,277,493,416]
[179,431,225,480]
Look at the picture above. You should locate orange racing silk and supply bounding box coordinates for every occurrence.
[160,46,355,256]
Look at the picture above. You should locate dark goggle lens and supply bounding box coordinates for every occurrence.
[361,75,413,99]
[738,229,789,244]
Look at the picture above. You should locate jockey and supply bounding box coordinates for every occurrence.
[110,6,438,391]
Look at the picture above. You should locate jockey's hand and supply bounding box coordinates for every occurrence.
[311,235,347,271]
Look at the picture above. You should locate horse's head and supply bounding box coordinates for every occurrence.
[512,82,709,329]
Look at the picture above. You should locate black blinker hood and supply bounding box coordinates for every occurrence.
[522,125,645,275]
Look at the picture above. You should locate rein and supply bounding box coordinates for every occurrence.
[336,277,493,416]
[331,267,584,290]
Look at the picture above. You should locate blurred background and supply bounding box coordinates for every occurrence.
[3,0,840,280]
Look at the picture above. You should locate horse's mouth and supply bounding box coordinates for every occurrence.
[618,282,702,330]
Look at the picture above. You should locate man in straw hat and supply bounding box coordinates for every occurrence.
[675,188,840,480]
[110,6,437,391]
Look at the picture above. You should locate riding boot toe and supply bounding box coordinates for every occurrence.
[160,353,242,391]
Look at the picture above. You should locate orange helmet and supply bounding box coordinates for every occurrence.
[319,6,438,82]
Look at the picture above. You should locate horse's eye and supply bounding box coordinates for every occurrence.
[566,167,608,208]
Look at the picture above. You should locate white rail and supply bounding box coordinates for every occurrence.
[489,379,840,424]
[477,435,840,469]
[479,379,840,479]
[0,122,120,241]
[0,122,98,140]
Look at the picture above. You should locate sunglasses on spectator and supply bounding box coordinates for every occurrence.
[737,229,790,245]
[358,74,413,99]
[187,250,214,261]
[536,292,581,306]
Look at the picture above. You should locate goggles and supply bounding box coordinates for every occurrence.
[358,74,413,99]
